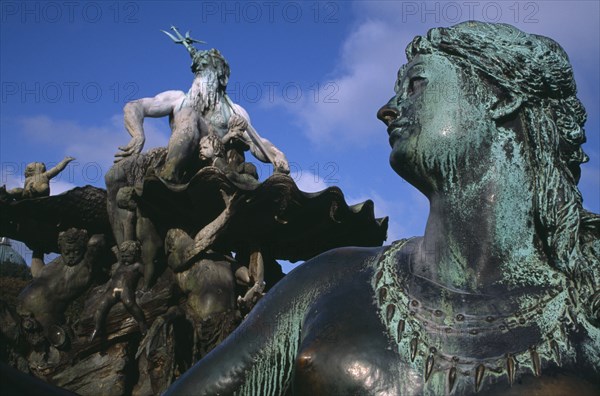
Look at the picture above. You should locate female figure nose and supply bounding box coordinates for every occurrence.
[377,104,399,126]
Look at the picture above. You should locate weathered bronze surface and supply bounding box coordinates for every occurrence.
[1,20,598,395]
[0,26,386,394]
[165,22,599,395]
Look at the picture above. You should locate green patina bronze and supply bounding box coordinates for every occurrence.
[374,21,599,393]
[167,21,599,395]
[1,20,597,396]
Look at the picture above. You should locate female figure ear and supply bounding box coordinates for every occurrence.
[490,93,523,121]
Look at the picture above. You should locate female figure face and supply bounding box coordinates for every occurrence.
[378,53,493,195]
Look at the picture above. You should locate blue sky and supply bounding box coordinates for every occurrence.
[1,1,599,268]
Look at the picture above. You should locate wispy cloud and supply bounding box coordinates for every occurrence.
[271,19,408,149]
[5,239,33,265]
[277,1,598,152]
[12,115,170,187]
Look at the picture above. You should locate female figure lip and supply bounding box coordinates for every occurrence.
[388,124,411,146]
[387,119,410,135]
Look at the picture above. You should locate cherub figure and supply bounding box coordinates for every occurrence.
[6,156,75,199]
[221,114,258,181]
[198,116,260,189]
[133,191,243,394]
[198,133,227,170]
[115,187,162,290]
[90,240,147,341]
[138,191,244,356]
[164,185,264,309]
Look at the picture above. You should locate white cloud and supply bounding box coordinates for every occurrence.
[293,169,329,193]
[279,0,598,153]
[270,19,408,149]
[14,115,170,187]
[276,0,598,222]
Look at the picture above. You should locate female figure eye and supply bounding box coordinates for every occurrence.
[408,76,427,96]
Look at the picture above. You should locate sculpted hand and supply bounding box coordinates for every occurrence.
[115,136,145,162]
[222,129,244,145]
[64,156,76,162]
[220,190,245,214]
[272,154,290,175]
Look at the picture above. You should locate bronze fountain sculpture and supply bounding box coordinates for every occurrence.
[0,25,386,395]
[165,21,599,395]
[0,21,597,396]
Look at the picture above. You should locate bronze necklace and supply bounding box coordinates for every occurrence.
[373,239,577,393]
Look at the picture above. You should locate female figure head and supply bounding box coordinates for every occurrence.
[378,21,598,318]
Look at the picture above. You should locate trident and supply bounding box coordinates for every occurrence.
[161,26,206,56]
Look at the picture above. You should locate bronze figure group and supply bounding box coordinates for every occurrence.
[0,21,597,396]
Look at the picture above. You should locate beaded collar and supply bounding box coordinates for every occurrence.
[372,239,578,393]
